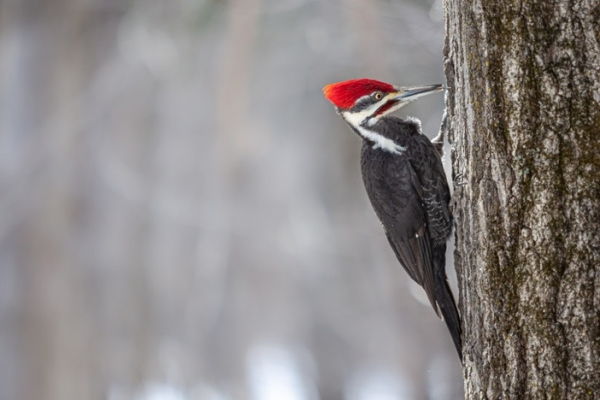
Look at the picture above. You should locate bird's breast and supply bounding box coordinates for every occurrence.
[360,144,414,210]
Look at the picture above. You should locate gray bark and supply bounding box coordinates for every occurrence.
[444,0,600,398]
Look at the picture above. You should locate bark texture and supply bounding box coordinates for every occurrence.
[444,0,600,398]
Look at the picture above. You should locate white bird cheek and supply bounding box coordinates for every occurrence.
[342,108,373,128]
[342,99,387,127]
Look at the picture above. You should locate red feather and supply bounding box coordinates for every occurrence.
[323,79,395,109]
[374,99,398,116]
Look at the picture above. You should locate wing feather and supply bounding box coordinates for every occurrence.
[362,149,440,316]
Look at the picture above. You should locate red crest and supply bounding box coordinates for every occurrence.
[323,79,395,109]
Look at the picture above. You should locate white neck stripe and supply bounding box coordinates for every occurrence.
[341,106,405,155]
[355,125,406,154]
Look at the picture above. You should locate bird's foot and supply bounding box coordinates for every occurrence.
[454,173,467,187]
[449,195,457,214]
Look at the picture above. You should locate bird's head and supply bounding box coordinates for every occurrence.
[323,78,443,129]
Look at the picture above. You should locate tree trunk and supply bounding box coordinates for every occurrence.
[444,0,600,398]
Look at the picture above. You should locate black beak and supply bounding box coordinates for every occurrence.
[393,84,444,101]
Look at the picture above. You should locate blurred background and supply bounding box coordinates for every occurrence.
[0,0,462,399]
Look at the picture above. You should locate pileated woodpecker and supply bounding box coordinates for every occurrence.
[323,78,462,359]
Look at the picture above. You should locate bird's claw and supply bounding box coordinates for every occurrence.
[454,173,467,187]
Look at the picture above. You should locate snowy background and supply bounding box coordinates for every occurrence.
[0,0,462,399]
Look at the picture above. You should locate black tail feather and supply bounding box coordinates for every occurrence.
[436,274,463,360]
[433,246,463,361]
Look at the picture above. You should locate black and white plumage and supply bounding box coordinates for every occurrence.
[360,117,461,358]
[323,79,462,359]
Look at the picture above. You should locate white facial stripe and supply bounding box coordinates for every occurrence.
[340,93,407,155]
[342,105,377,127]
[342,94,384,124]
[346,93,408,124]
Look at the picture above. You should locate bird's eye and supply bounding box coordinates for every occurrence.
[373,91,384,100]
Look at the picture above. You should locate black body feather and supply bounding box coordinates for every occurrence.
[360,116,462,359]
